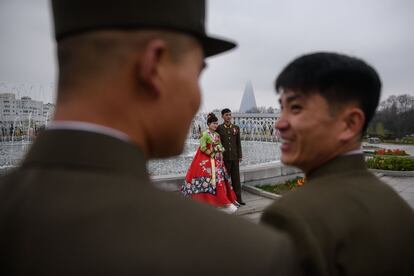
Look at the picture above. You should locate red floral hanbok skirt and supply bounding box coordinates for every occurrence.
[181,148,237,207]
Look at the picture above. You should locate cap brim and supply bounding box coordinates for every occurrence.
[199,35,237,57]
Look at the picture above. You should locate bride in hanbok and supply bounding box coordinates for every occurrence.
[181,113,238,213]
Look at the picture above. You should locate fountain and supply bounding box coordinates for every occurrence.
[1,112,284,178]
[147,112,282,177]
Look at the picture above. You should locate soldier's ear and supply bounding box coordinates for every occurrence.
[134,39,167,98]
[338,107,365,143]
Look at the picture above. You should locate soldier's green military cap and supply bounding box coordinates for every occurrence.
[51,0,236,57]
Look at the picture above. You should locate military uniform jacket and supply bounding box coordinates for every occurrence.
[0,129,299,276]
[262,154,414,276]
[217,123,242,160]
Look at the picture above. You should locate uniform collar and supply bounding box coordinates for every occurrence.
[223,123,233,128]
[341,148,363,156]
[48,121,130,142]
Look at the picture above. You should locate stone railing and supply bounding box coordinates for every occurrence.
[152,161,302,192]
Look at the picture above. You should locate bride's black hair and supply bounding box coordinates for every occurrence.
[207,113,218,125]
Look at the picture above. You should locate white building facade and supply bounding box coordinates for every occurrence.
[0,93,55,140]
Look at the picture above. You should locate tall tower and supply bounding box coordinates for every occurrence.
[239,81,257,113]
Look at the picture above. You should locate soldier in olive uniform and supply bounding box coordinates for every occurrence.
[261,52,414,276]
[217,108,245,205]
[0,1,300,275]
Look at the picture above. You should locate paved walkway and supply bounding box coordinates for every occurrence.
[234,191,274,223]
[236,175,414,224]
[378,175,414,208]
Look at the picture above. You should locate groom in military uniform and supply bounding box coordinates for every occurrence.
[217,108,245,205]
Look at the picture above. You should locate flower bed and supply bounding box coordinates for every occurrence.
[258,176,305,195]
[374,149,408,156]
[366,156,414,171]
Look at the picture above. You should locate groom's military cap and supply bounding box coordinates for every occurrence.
[50,0,236,57]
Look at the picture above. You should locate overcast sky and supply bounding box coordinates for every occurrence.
[1,0,413,112]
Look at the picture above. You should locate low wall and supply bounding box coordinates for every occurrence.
[152,161,302,192]
[240,161,302,186]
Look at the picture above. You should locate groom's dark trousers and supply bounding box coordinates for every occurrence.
[217,123,243,203]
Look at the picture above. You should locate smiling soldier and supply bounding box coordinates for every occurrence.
[261,52,414,276]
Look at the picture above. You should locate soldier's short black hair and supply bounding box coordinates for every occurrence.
[207,113,218,125]
[221,108,231,116]
[275,52,381,132]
